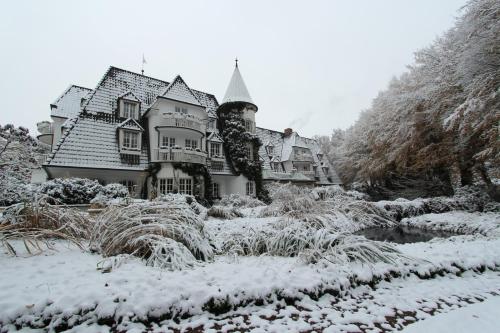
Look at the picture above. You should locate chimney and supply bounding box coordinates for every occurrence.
[284,128,293,137]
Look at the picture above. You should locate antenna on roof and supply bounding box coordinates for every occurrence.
[141,54,147,75]
[235,57,238,68]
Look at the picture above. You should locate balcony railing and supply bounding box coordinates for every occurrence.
[297,170,316,178]
[293,153,314,162]
[152,148,207,164]
[161,113,205,133]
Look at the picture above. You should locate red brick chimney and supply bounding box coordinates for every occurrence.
[284,128,293,137]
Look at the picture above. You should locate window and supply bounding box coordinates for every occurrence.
[120,180,135,195]
[211,161,224,171]
[162,136,176,148]
[179,178,192,195]
[273,162,281,172]
[175,106,188,114]
[123,101,137,119]
[245,146,252,160]
[267,145,274,155]
[159,178,174,194]
[244,119,254,133]
[210,143,221,157]
[212,183,220,198]
[159,179,166,195]
[246,182,255,196]
[185,139,198,149]
[208,119,216,130]
[123,131,139,149]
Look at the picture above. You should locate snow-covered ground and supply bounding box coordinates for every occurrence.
[1,202,499,332]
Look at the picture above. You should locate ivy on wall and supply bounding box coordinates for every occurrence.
[217,102,270,203]
[173,162,213,206]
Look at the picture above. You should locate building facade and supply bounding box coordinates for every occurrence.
[35,64,341,199]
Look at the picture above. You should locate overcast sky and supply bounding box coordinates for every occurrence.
[1,0,467,138]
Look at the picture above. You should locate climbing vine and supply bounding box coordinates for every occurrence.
[173,162,213,206]
[217,102,270,203]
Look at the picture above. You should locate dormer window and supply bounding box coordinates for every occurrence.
[123,131,139,149]
[120,100,139,119]
[210,142,221,157]
[267,145,274,155]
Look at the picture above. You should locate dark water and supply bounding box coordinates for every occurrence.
[356,226,459,244]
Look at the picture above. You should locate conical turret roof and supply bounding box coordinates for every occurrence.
[221,64,257,110]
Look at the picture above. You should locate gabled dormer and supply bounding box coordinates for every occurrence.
[118,91,141,120]
[265,142,275,156]
[117,118,144,156]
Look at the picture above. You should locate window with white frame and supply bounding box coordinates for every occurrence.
[123,101,138,119]
[273,162,281,172]
[123,131,139,149]
[159,178,174,194]
[212,182,220,198]
[267,145,274,155]
[175,106,188,114]
[246,181,255,196]
[161,136,176,148]
[179,178,192,195]
[210,142,221,157]
[185,139,198,149]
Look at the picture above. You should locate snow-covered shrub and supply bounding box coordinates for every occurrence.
[313,185,369,201]
[39,178,103,204]
[216,193,265,208]
[376,186,499,220]
[401,212,500,236]
[90,183,129,207]
[0,196,92,255]
[207,205,244,219]
[38,178,129,205]
[91,197,213,270]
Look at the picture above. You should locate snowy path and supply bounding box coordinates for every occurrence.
[401,295,500,333]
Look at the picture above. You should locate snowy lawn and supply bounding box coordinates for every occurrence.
[1,211,500,331]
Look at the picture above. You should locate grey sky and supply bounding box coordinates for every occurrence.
[0,0,466,138]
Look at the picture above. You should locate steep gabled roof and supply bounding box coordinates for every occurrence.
[207,132,223,143]
[221,65,256,109]
[51,85,92,118]
[160,75,202,107]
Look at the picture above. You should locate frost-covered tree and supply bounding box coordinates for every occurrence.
[323,0,499,198]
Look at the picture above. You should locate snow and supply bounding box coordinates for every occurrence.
[2,214,500,330]
[402,296,500,333]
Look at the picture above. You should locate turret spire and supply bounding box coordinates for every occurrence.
[221,60,257,111]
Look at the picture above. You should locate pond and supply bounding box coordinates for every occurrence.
[356,226,460,244]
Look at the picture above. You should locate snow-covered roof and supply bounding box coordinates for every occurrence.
[255,127,343,185]
[51,85,92,118]
[46,115,149,170]
[221,65,256,109]
[160,75,202,107]
[82,67,218,115]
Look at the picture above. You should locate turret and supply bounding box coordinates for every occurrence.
[218,59,257,133]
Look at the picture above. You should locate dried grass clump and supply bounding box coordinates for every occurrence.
[90,198,213,270]
[207,205,244,219]
[220,220,413,266]
[259,183,395,232]
[0,197,91,255]
[216,194,266,208]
